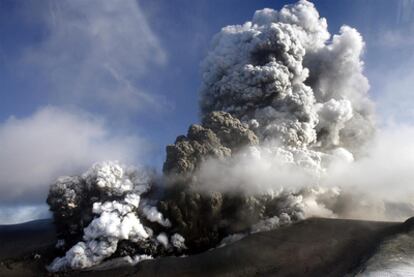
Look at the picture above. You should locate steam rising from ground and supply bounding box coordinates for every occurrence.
[46,0,414,271]
[47,161,185,271]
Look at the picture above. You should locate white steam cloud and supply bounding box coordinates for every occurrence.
[48,161,186,271]
[23,0,166,113]
[0,106,144,205]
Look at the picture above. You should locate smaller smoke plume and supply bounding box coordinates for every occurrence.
[47,161,186,272]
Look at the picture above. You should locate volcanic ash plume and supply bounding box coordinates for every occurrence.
[160,0,374,252]
[200,0,373,152]
[47,0,383,271]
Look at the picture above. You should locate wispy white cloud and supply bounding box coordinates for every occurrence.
[366,1,414,123]
[22,0,167,113]
[0,106,146,205]
[397,0,414,24]
[373,56,414,123]
[0,205,50,225]
[377,30,414,48]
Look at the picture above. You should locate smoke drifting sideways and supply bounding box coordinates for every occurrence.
[46,0,414,272]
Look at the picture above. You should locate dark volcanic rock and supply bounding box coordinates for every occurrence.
[124,218,400,277]
[0,219,56,260]
[1,217,408,277]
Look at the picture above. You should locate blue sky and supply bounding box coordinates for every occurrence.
[0,0,413,223]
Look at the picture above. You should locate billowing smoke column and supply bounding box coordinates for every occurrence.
[160,0,374,251]
[47,0,376,271]
[200,0,373,153]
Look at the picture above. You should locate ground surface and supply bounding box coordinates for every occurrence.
[0,217,410,276]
